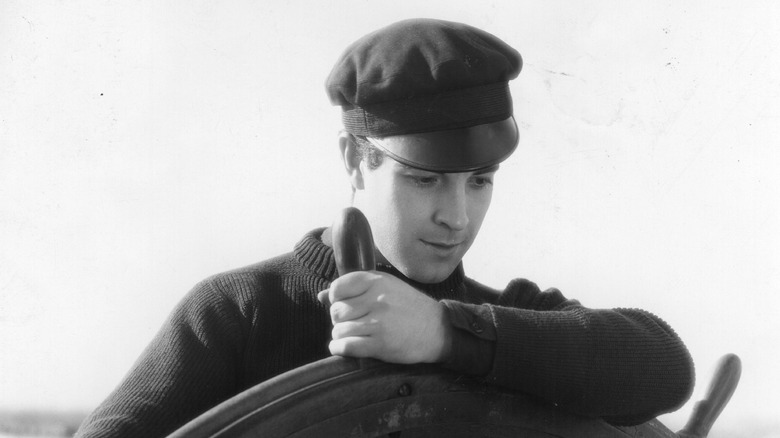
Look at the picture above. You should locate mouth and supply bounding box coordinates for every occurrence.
[421,239,464,255]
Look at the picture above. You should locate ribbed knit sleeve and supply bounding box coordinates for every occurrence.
[75,229,696,434]
[486,278,695,426]
[75,231,336,438]
[75,276,251,438]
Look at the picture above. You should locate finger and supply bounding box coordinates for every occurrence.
[329,336,377,358]
[329,271,378,302]
[317,289,330,307]
[330,295,372,323]
[331,319,376,339]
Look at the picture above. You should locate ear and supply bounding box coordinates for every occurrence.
[338,132,365,190]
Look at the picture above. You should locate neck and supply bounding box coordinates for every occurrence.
[317,227,465,299]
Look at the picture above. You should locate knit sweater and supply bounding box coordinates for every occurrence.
[75,228,694,437]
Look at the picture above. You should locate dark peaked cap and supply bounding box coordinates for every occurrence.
[325,19,522,172]
[326,18,523,138]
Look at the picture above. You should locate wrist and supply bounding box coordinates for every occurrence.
[437,300,496,375]
[435,302,454,362]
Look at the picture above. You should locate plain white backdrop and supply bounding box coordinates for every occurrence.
[2,1,778,436]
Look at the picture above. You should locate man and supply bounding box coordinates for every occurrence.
[76,19,694,437]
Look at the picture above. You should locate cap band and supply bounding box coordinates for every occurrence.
[365,116,519,173]
[342,82,512,137]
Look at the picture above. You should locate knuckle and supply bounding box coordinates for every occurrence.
[329,301,345,321]
[340,342,357,356]
[336,339,359,357]
[327,284,339,301]
[331,323,345,340]
[329,339,344,356]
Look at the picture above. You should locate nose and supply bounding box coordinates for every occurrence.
[433,184,469,231]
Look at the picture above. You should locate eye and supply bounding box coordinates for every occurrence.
[416,176,438,185]
[470,175,494,188]
[405,172,440,186]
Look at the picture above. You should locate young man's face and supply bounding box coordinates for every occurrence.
[354,157,497,284]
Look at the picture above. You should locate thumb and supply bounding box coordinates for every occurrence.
[317,289,330,307]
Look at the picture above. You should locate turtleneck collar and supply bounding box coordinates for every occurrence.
[293,227,466,301]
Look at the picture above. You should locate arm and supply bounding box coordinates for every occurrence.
[443,278,695,425]
[324,272,694,425]
[75,278,248,438]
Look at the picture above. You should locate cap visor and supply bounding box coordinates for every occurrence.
[366,117,518,172]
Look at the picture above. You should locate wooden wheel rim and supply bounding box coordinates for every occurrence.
[167,356,675,438]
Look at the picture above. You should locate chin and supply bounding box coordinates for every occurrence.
[401,264,455,284]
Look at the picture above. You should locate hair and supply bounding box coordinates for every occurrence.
[350,134,385,170]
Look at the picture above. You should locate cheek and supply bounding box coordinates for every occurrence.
[367,186,428,258]
[359,174,406,241]
[468,190,493,231]
[367,176,413,222]
[379,189,417,240]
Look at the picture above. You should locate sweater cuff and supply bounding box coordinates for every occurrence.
[439,300,496,375]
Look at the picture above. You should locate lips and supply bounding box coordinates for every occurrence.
[421,239,464,256]
[424,241,461,248]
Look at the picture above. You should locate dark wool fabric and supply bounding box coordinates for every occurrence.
[76,229,694,437]
[326,19,522,137]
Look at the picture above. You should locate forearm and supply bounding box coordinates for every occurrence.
[440,279,695,425]
[488,305,694,425]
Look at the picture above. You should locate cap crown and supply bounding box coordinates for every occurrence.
[326,19,522,137]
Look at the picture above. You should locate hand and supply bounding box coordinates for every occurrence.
[317,271,452,364]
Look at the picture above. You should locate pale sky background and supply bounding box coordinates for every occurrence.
[1,1,778,436]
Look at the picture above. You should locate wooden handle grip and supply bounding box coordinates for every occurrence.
[678,353,742,438]
[332,207,376,275]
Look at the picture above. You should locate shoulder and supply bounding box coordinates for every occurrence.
[462,272,579,310]
[171,227,333,323]
[168,251,314,332]
[462,277,502,303]
[462,277,555,305]
[190,249,322,311]
[488,278,577,310]
[201,252,298,293]
[194,226,334,301]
